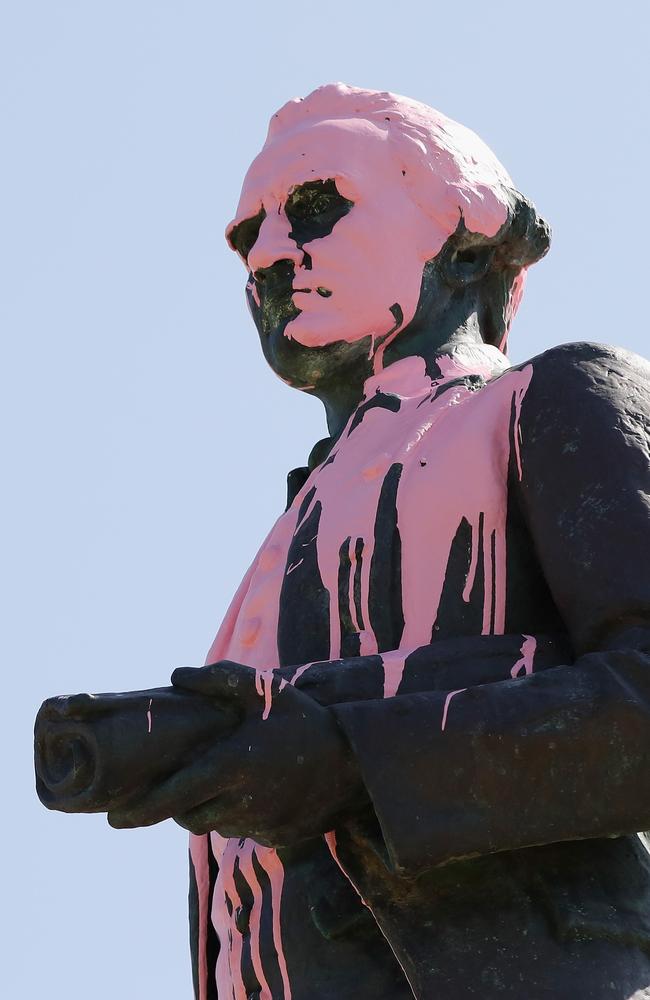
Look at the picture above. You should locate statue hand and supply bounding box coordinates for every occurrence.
[108,661,366,845]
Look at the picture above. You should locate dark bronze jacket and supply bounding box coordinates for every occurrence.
[190,342,650,999]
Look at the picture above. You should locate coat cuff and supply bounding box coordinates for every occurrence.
[332,654,650,876]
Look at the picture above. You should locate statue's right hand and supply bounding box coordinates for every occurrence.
[107,661,365,845]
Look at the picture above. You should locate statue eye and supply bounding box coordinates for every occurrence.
[285,179,353,246]
[228,207,266,262]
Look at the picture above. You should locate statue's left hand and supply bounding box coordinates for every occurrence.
[107,661,366,845]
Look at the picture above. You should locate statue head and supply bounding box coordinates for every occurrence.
[226,83,549,395]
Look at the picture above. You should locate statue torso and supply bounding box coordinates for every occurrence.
[191,348,579,1000]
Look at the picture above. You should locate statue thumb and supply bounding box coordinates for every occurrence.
[171,660,257,704]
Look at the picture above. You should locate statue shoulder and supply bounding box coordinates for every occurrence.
[514,340,650,426]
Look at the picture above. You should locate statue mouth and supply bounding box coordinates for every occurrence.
[250,262,334,339]
[292,287,332,298]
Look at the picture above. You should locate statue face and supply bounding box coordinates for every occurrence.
[227,119,433,386]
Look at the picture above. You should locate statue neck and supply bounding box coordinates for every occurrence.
[320,320,506,441]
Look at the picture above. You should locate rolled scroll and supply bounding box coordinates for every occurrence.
[35,686,237,814]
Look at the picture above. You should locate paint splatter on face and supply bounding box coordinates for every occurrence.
[226,82,524,385]
[229,175,354,346]
[227,120,443,360]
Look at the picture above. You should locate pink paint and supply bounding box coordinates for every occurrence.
[205,541,266,664]
[324,830,369,907]
[347,539,362,633]
[381,651,407,699]
[206,518,297,671]
[253,661,313,722]
[287,661,313,686]
[511,634,537,678]
[200,344,534,994]
[227,84,519,359]
[441,688,468,732]
[395,352,532,643]
[512,378,529,481]
[435,343,505,382]
[255,669,275,721]
[146,697,152,734]
[290,348,532,657]
[212,834,247,1000]
[238,842,274,999]
[255,847,292,1000]
[211,833,291,1000]
[189,834,210,1000]
[499,268,528,353]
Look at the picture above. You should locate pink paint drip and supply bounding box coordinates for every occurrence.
[512,379,529,481]
[287,348,531,656]
[348,538,362,633]
[211,836,292,1000]
[255,669,275,721]
[382,651,407,699]
[323,831,417,998]
[441,688,468,731]
[189,834,210,1000]
[238,842,273,999]
[287,661,314,686]
[511,634,537,678]
[324,830,369,908]
[396,354,532,644]
[212,834,247,1000]
[255,847,292,1000]
[252,661,314,723]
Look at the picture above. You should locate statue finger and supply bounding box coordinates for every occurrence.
[171,661,258,703]
[173,797,228,835]
[107,751,233,829]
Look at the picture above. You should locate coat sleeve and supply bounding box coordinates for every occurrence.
[331,343,650,876]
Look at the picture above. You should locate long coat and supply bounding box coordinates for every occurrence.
[189,342,650,999]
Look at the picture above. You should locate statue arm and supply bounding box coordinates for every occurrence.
[330,343,650,875]
[101,344,650,853]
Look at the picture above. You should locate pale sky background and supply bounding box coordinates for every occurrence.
[2,0,648,995]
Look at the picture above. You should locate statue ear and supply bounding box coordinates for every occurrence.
[439,194,550,293]
[440,242,496,290]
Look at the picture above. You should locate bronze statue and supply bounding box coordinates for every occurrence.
[35,84,650,998]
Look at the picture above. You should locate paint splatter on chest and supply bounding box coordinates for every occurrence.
[197,348,534,1000]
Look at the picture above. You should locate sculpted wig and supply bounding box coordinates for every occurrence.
[267,83,550,350]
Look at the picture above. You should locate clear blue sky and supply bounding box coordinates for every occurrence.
[3,1,648,995]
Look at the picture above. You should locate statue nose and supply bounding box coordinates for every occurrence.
[247,211,303,273]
